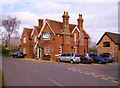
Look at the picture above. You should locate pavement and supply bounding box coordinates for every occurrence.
[2,57,119,86]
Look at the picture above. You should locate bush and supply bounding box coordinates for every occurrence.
[1,47,10,55]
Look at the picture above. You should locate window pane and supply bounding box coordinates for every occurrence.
[103,42,110,47]
[59,47,62,54]
[24,37,26,43]
[74,33,76,41]
[45,47,50,55]
[74,47,76,53]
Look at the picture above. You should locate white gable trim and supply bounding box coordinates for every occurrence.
[38,20,55,38]
[34,41,38,51]
[31,27,38,36]
[20,29,28,40]
[72,26,80,33]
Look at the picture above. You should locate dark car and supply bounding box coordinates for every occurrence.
[91,56,108,64]
[81,55,93,64]
[12,52,24,58]
[99,53,115,63]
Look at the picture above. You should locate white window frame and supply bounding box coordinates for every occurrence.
[74,47,76,53]
[24,37,26,43]
[23,48,26,54]
[59,47,62,54]
[34,35,37,42]
[45,47,50,55]
[43,32,50,40]
[74,33,76,41]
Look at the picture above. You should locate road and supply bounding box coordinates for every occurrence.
[2,57,119,86]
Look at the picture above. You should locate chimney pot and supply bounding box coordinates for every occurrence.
[64,11,66,15]
[66,12,68,15]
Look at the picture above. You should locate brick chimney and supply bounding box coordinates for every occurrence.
[77,14,84,45]
[38,19,43,28]
[62,11,70,44]
[77,14,84,29]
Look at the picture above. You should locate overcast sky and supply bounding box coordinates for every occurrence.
[0,0,119,43]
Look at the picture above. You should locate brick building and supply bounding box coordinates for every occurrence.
[97,32,120,62]
[20,11,90,60]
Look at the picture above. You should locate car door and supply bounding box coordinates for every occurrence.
[60,53,66,61]
[66,53,71,61]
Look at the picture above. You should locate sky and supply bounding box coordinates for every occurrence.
[0,0,119,43]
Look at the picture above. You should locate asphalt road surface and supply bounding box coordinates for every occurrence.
[2,57,119,86]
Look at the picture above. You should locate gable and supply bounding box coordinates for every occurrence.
[31,27,38,36]
[97,32,120,45]
[72,26,80,33]
[38,20,55,38]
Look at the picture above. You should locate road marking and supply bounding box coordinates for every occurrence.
[112,80,119,83]
[107,77,115,80]
[89,72,95,75]
[48,77,62,86]
[71,70,76,72]
[84,73,90,75]
[93,75,99,78]
[99,75,106,78]
[79,71,83,73]
[101,78,108,80]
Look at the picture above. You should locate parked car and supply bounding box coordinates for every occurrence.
[91,56,108,64]
[57,53,81,64]
[80,55,93,64]
[99,53,115,63]
[12,52,24,58]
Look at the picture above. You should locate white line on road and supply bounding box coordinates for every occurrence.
[48,77,62,86]
[101,78,108,80]
[79,71,83,73]
[83,73,90,75]
[93,75,99,78]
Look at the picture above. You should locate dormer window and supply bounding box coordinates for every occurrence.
[24,37,26,43]
[34,35,37,42]
[43,32,50,40]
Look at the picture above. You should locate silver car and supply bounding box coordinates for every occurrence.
[57,53,81,64]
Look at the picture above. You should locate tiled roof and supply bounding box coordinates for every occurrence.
[34,26,41,34]
[46,19,89,38]
[24,28,33,38]
[97,32,120,45]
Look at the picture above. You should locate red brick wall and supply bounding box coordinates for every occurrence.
[31,29,38,54]
[21,31,32,58]
[97,34,119,62]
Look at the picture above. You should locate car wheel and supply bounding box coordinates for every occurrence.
[98,61,101,64]
[70,60,74,64]
[12,56,15,58]
[57,58,60,62]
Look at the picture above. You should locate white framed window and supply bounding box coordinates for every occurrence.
[74,47,76,53]
[74,33,76,41]
[23,48,26,54]
[43,32,50,40]
[24,37,26,43]
[34,35,37,42]
[45,47,50,55]
[59,47,62,54]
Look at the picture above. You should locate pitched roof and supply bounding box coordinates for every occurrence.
[46,19,89,38]
[24,28,33,38]
[34,26,41,34]
[97,32,120,45]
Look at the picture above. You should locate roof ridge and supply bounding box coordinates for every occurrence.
[106,32,120,35]
[46,19,77,26]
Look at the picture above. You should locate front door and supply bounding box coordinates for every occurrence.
[37,48,41,60]
[84,49,86,55]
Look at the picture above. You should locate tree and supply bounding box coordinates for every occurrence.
[2,16,21,47]
[88,38,97,52]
